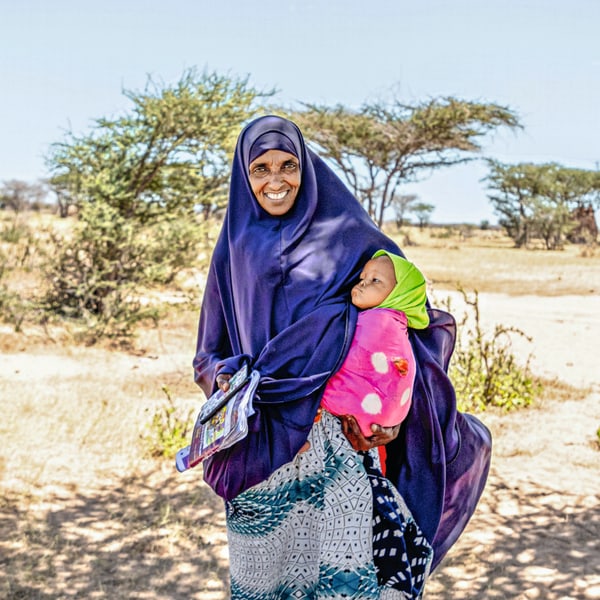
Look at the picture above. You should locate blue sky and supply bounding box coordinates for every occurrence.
[1,0,599,223]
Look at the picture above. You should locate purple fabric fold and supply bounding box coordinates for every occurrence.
[192,115,491,570]
[385,308,492,569]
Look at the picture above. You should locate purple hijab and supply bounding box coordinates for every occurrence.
[193,115,491,570]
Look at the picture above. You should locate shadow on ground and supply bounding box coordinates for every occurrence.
[2,465,599,599]
[427,470,600,599]
[0,467,230,600]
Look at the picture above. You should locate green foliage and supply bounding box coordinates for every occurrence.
[0,217,45,331]
[0,221,28,244]
[43,69,272,342]
[0,261,37,333]
[143,386,194,459]
[485,161,600,249]
[0,212,41,267]
[292,97,520,227]
[0,272,26,332]
[445,289,541,412]
[411,201,435,228]
[42,201,169,342]
[47,69,271,221]
[390,193,418,229]
[141,216,209,285]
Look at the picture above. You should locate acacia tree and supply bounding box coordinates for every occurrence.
[390,193,418,229]
[486,161,600,249]
[291,98,520,227]
[485,161,547,247]
[411,201,435,229]
[44,69,272,340]
[0,180,47,213]
[48,69,271,221]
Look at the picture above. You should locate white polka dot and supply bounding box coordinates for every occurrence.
[361,393,382,415]
[400,387,411,406]
[371,352,388,373]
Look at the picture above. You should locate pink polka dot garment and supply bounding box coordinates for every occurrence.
[321,307,416,437]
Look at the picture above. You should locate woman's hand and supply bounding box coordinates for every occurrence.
[339,415,400,452]
[216,373,232,392]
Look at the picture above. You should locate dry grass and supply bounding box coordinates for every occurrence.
[392,225,600,297]
[0,310,230,600]
[1,217,599,599]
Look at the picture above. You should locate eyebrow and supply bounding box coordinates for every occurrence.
[249,160,267,168]
[250,157,299,168]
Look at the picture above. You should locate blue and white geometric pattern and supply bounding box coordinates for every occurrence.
[225,411,430,599]
[364,452,432,598]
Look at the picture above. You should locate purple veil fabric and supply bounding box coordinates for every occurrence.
[386,308,492,569]
[192,115,491,570]
[193,115,398,493]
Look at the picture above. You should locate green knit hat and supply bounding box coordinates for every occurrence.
[371,249,430,329]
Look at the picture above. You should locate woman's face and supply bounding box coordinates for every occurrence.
[351,256,396,309]
[248,149,301,216]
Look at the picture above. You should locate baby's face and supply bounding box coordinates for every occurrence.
[351,256,396,309]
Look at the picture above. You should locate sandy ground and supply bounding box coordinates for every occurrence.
[465,293,600,389]
[425,292,600,600]
[1,292,599,599]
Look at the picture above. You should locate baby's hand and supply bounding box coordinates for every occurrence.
[340,415,400,451]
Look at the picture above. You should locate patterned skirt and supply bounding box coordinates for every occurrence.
[225,411,432,599]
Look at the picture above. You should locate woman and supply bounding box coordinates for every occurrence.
[193,115,491,598]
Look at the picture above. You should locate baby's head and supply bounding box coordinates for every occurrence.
[351,250,430,329]
[351,255,396,310]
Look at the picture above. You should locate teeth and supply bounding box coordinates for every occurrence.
[266,191,287,200]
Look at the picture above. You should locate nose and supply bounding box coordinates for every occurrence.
[270,170,284,184]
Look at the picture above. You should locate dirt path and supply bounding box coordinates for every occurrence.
[1,293,599,599]
[426,292,600,600]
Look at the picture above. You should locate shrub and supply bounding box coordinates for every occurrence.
[0,282,27,331]
[0,239,36,331]
[443,288,542,412]
[143,386,194,459]
[41,201,202,343]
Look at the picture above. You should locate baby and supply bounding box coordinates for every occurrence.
[320,250,429,437]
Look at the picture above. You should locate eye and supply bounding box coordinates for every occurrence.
[250,165,269,178]
[282,161,298,173]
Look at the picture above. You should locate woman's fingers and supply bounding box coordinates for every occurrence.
[339,415,373,451]
[298,441,311,454]
[339,415,401,451]
[369,423,401,446]
[216,373,232,392]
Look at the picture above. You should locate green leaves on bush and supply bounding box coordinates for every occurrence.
[445,288,542,412]
[42,201,160,342]
[143,386,194,459]
[40,70,272,343]
[0,280,27,331]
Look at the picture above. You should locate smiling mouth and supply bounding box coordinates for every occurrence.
[265,191,288,201]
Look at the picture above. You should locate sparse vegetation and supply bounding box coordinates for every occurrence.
[1,219,599,599]
[443,288,541,412]
[485,160,600,250]
[143,386,195,459]
[40,70,272,342]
